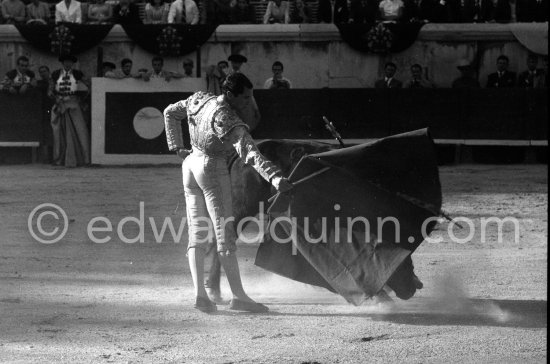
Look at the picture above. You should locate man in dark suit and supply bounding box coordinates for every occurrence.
[486,55,516,88]
[349,0,378,23]
[318,0,349,23]
[517,54,544,88]
[375,62,403,88]
[517,0,549,22]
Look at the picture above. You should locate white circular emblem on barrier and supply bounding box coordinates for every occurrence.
[133,107,165,139]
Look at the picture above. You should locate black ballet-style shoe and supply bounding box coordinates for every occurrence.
[194,296,217,313]
[229,299,269,313]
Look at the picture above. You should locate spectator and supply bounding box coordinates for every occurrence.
[374,62,403,88]
[486,55,516,88]
[26,0,51,24]
[182,58,194,77]
[517,54,544,88]
[228,54,248,74]
[319,0,349,23]
[168,0,199,24]
[404,64,436,88]
[291,0,311,23]
[144,0,169,24]
[493,0,513,22]
[87,0,113,23]
[1,56,37,95]
[143,56,179,81]
[1,0,26,24]
[101,62,116,77]
[264,61,292,89]
[55,0,82,23]
[349,0,378,23]
[207,0,232,24]
[517,0,548,22]
[206,60,229,95]
[451,59,480,88]
[105,58,139,79]
[113,0,142,24]
[379,0,405,21]
[535,56,547,88]
[230,0,256,23]
[37,65,51,91]
[263,0,290,23]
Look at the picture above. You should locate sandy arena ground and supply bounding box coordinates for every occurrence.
[0,164,547,363]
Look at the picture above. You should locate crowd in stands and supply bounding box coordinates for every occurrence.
[0,0,548,25]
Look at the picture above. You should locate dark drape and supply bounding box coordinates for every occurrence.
[336,22,424,53]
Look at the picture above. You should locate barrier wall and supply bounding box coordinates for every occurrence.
[0,90,44,147]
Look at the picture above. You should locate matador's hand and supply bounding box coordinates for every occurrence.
[176,148,191,160]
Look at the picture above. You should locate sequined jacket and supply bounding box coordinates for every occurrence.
[164,91,282,183]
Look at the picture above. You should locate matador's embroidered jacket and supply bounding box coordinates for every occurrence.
[164,91,282,183]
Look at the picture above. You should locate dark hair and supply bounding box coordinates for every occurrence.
[152,56,164,65]
[221,72,253,96]
[497,55,509,63]
[38,65,50,72]
[411,63,422,71]
[17,56,29,65]
[272,61,284,70]
[217,60,229,67]
[121,58,132,67]
[385,62,397,69]
[527,54,538,62]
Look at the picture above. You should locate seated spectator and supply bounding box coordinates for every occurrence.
[291,0,311,23]
[207,0,233,24]
[374,62,403,88]
[349,0,378,23]
[182,58,194,77]
[264,61,292,89]
[55,0,82,23]
[168,0,199,24]
[318,0,349,23]
[144,0,169,24]
[87,0,114,24]
[113,0,142,24]
[26,0,51,24]
[486,55,516,88]
[230,0,256,23]
[517,0,548,22]
[379,0,405,21]
[1,0,26,24]
[101,61,116,76]
[1,56,37,95]
[37,65,51,91]
[517,54,544,88]
[451,59,480,88]
[404,63,436,88]
[263,0,290,24]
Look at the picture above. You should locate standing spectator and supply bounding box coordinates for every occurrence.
[87,0,113,23]
[230,0,256,23]
[264,61,292,89]
[101,62,116,76]
[144,56,181,81]
[228,54,248,74]
[37,65,51,91]
[168,0,199,24]
[493,0,512,22]
[113,0,142,24]
[517,54,544,88]
[451,59,480,88]
[105,58,139,79]
[349,0,378,23]
[379,0,406,21]
[517,0,548,22]
[55,0,82,23]
[404,64,436,88]
[486,55,516,88]
[291,0,311,23]
[144,0,169,24]
[403,0,431,22]
[263,0,290,23]
[207,0,233,24]
[319,0,349,23]
[1,56,37,95]
[48,54,90,167]
[1,0,26,24]
[226,54,261,128]
[375,62,403,88]
[206,60,229,95]
[26,0,51,24]
[535,56,547,88]
[182,58,194,77]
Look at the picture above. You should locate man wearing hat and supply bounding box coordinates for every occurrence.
[452,59,480,89]
[228,54,248,74]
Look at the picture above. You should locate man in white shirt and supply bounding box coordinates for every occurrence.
[55,0,82,23]
[167,0,199,24]
[264,61,292,89]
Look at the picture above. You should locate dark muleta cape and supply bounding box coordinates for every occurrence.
[255,128,442,305]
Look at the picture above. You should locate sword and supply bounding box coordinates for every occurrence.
[323,116,345,148]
